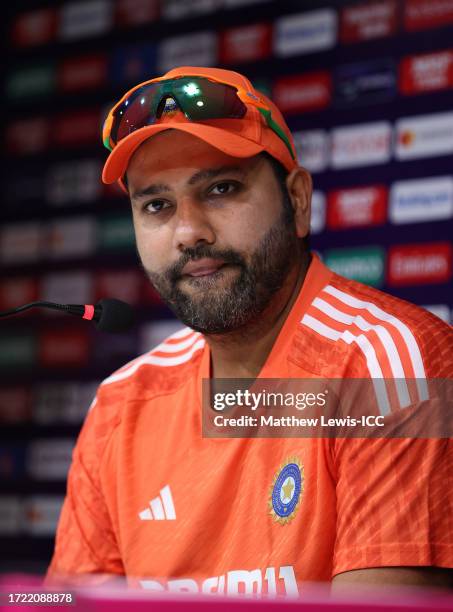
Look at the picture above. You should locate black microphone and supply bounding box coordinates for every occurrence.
[0,298,135,333]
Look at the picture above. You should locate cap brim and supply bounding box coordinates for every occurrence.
[102,123,264,184]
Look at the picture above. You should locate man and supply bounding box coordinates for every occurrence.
[46,66,453,594]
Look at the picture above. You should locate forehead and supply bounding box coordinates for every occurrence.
[126,130,256,189]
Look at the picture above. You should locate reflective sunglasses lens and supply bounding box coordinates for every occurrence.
[110,78,247,146]
[172,78,246,120]
[112,83,161,143]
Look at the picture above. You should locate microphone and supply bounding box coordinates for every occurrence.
[0,298,135,333]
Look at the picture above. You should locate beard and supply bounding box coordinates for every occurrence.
[141,208,300,335]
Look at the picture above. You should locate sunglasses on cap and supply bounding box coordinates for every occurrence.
[102,75,296,160]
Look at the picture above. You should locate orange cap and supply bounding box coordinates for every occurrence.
[101,66,298,187]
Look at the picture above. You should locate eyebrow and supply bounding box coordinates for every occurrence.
[131,165,246,200]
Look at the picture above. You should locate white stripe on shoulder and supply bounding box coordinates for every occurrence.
[312,297,411,409]
[322,284,428,402]
[302,313,391,415]
[169,327,197,340]
[101,330,205,386]
[155,333,201,353]
[111,327,197,374]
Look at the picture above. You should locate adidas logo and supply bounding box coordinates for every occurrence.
[139,485,176,521]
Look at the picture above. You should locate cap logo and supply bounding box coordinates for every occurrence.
[246,92,259,101]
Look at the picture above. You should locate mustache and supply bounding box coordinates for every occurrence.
[167,244,246,282]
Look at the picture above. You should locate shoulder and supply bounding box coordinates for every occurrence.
[66,326,205,472]
[88,325,205,422]
[293,271,453,379]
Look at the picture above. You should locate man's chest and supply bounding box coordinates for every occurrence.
[101,394,338,593]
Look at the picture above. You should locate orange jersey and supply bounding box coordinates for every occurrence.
[46,255,453,595]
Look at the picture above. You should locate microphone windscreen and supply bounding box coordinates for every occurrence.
[96,298,135,332]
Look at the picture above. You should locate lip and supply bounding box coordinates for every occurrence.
[181,258,227,277]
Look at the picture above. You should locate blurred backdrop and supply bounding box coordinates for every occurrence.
[1,0,453,574]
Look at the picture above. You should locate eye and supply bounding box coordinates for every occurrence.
[143,200,171,214]
[209,181,238,196]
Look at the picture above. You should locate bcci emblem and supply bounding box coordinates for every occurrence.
[268,457,304,525]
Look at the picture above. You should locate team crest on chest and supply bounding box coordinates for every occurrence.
[268,457,304,525]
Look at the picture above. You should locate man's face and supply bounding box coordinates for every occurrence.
[126,130,302,334]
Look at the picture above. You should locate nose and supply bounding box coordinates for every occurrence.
[173,196,216,251]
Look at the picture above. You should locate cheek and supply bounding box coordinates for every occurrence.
[131,217,146,258]
[135,233,149,265]
[226,197,281,246]
[132,218,166,271]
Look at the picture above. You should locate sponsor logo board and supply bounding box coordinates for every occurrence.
[24,496,64,535]
[162,0,217,19]
[34,381,98,424]
[405,0,453,31]
[293,129,329,173]
[27,439,74,480]
[390,176,453,224]
[95,269,142,304]
[273,72,332,114]
[53,110,101,147]
[0,497,22,534]
[310,191,326,234]
[99,215,135,250]
[0,277,38,310]
[340,0,398,42]
[331,121,391,169]
[157,31,217,73]
[224,0,272,6]
[59,0,113,40]
[11,8,57,47]
[0,336,36,369]
[46,159,102,206]
[400,50,453,95]
[6,63,55,100]
[115,0,159,26]
[0,223,42,264]
[39,329,90,367]
[41,271,93,305]
[109,43,157,85]
[0,388,32,424]
[6,118,50,154]
[6,172,46,208]
[388,242,452,285]
[46,216,96,259]
[59,54,107,92]
[92,330,138,366]
[275,9,337,57]
[395,111,453,160]
[325,246,385,286]
[0,446,26,479]
[220,23,272,64]
[327,185,387,229]
[334,58,396,106]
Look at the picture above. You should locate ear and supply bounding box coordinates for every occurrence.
[286,167,312,239]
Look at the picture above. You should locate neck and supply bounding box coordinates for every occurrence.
[206,252,311,379]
